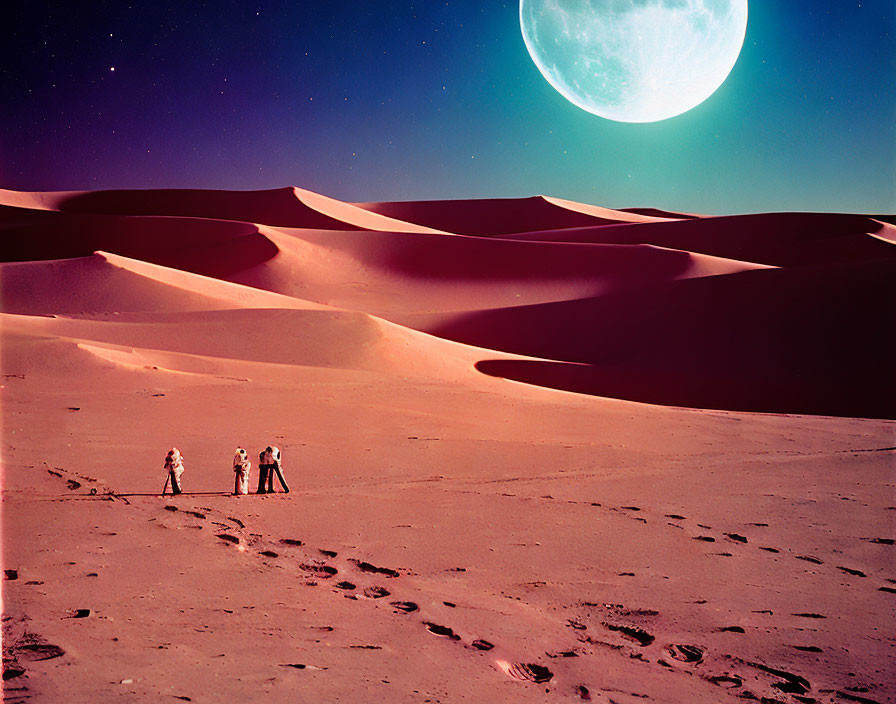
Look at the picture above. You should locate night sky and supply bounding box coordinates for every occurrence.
[3,1,894,214]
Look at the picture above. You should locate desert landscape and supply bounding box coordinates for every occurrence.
[2,186,894,703]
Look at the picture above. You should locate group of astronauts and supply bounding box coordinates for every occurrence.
[163,445,289,496]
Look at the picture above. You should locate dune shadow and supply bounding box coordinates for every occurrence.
[57,187,357,230]
[0,207,280,274]
[431,260,896,420]
[474,359,895,419]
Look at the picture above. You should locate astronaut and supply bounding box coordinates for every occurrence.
[164,448,185,495]
[262,445,290,494]
[233,448,251,495]
[256,449,269,494]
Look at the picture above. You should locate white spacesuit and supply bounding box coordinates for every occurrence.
[233,448,251,495]
[261,445,289,493]
[164,448,185,495]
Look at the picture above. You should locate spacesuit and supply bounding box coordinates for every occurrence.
[233,448,251,495]
[164,448,185,495]
[256,449,269,494]
[262,445,290,493]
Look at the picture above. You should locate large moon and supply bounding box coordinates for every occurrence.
[520,0,748,123]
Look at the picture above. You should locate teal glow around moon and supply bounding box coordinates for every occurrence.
[520,0,748,123]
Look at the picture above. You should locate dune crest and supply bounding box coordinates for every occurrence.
[540,194,677,223]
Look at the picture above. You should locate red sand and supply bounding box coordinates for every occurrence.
[2,186,894,703]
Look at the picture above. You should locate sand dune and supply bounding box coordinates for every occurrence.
[0,186,447,233]
[236,227,767,318]
[0,251,327,315]
[2,185,894,703]
[430,258,896,418]
[494,212,895,267]
[356,194,674,235]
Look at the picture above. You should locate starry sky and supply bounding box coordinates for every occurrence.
[2,1,894,214]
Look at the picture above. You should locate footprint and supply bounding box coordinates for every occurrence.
[424,622,460,640]
[602,623,655,646]
[362,586,390,599]
[300,563,337,578]
[795,555,824,565]
[747,662,811,695]
[498,661,553,683]
[13,636,65,662]
[390,601,418,613]
[666,644,704,663]
[16,644,66,661]
[601,605,658,617]
[349,559,400,578]
[707,674,742,688]
[835,691,882,704]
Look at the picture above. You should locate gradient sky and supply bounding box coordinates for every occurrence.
[3,1,894,214]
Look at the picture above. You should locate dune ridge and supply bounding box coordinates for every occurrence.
[356,193,674,235]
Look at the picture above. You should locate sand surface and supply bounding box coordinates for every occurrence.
[2,186,894,703]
